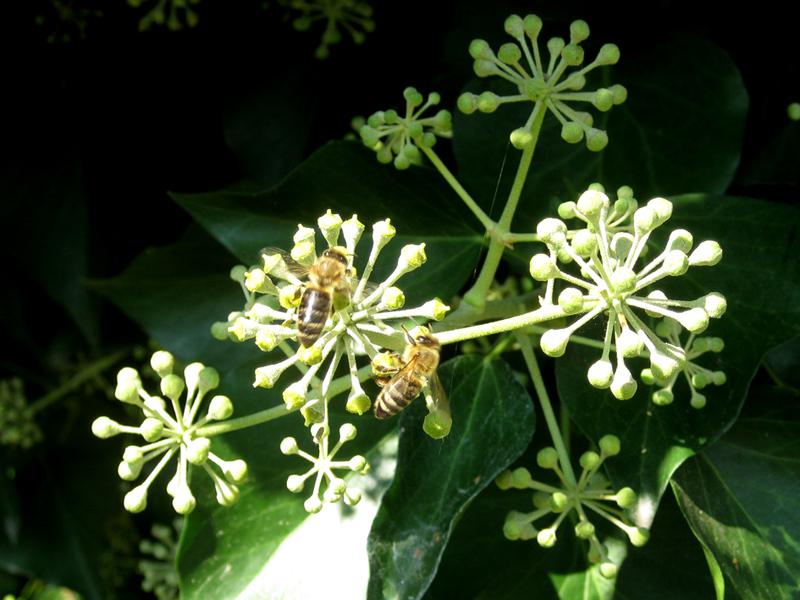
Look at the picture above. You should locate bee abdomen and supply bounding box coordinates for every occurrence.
[375,377,421,419]
[297,289,331,347]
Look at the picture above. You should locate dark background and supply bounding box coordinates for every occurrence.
[1,0,798,597]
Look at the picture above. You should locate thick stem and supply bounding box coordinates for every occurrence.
[436,303,572,346]
[515,332,577,487]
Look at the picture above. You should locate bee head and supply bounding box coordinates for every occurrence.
[323,246,349,266]
[404,325,439,347]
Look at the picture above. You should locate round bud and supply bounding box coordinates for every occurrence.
[92,416,120,439]
[197,367,219,394]
[420,132,437,148]
[376,146,392,164]
[703,293,727,318]
[789,102,800,121]
[712,371,727,386]
[546,36,565,59]
[690,391,707,409]
[599,434,620,456]
[124,486,148,513]
[495,470,513,490]
[143,396,166,415]
[617,327,643,358]
[229,265,247,282]
[537,528,557,548]
[580,451,601,471]
[561,43,584,66]
[647,197,673,225]
[570,19,590,43]
[510,128,534,149]
[344,488,363,506]
[650,351,681,380]
[502,519,523,541]
[339,423,357,442]
[216,484,240,507]
[497,43,522,64]
[689,240,723,266]
[529,253,558,281]
[533,492,550,509]
[616,486,637,508]
[399,243,427,270]
[691,372,710,389]
[211,321,230,340]
[610,363,637,400]
[610,84,627,105]
[561,122,584,144]
[457,93,478,116]
[381,286,405,310]
[633,206,657,234]
[115,368,141,404]
[468,39,493,60]
[628,527,650,547]
[599,562,618,579]
[359,125,380,148]
[160,374,185,402]
[652,389,674,406]
[571,229,597,257]
[402,144,421,162]
[536,218,568,246]
[140,417,164,442]
[393,154,411,170]
[403,86,423,108]
[709,337,725,353]
[383,109,399,125]
[510,467,533,489]
[667,229,693,253]
[286,474,305,493]
[585,128,608,152]
[504,14,524,37]
[186,438,211,465]
[679,308,709,333]
[282,382,307,410]
[611,266,637,293]
[349,455,368,472]
[537,447,559,469]
[576,189,609,221]
[551,492,569,512]
[593,88,614,112]
[473,59,497,78]
[596,43,620,65]
[123,445,144,463]
[280,437,299,455]
[540,328,570,357]
[223,459,248,484]
[587,360,613,388]
[557,287,584,314]
[407,122,424,140]
[150,351,174,377]
[346,387,372,414]
[523,14,543,38]
[556,247,573,264]
[663,250,689,276]
[117,460,143,481]
[574,521,595,539]
[172,486,197,515]
[208,395,233,420]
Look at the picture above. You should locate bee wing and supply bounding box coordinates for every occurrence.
[258,246,310,277]
[359,280,381,298]
[427,371,449,410]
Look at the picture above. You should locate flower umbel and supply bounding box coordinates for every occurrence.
[283,0,375,59]
[138,520,181,600]
[531,185,726,405]
[359,87,453,170]
[91,351,248,514]
[458,14,626,151]
[128,0,200,31]
[0,378,42,449]
[496,435,647,578]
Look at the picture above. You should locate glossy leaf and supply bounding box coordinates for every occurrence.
[453,36,747,214]
[672,396,800,599]
[172,141,484,306]
[367,355,535,600]
[556,194,800,517]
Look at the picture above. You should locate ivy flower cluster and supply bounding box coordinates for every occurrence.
[138,520,181,600]
[497,435,646,578]
[215,210,449,512]
[529,186,726,406]
[128,0,200,31]
[0,378,41,449]
[359,87,453,170]
[91,351,248,515]
[457,14,626,151]
[283,0,375,59]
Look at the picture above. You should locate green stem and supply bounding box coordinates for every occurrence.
[28,349,128,415]
[515,332,577,487]
[461,102,548,312]
[437,303,571,346]
[419,145,496,233]
[506,232,540,243]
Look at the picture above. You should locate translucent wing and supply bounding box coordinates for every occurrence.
[258,246,310,277]
[427,370,449,410]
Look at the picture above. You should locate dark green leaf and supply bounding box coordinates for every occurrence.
[737,121,800,188]
[672,395,800,599]
[764,336,800,393]
[453,36,747,214]
[367,355,535,600]
[557,194,800,515]
[173,141,484,306]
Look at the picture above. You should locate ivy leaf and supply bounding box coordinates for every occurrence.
[737,120,800,188]
[557,194,800,517]
[367,355,535,600]
[172,141,484,306]
[453,35,747,212]
[672,393,800,599]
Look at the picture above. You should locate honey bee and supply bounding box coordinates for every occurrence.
[374,326,445,419]
[261,246,352,347]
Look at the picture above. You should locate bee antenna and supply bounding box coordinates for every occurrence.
[400,324,414,344]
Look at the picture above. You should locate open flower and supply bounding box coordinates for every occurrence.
[530,185,726,405]
[91,351,247,514]
[457,14,626,151]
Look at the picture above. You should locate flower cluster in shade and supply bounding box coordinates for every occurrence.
[457,14,626,151]
[215,210,449,512]
[497,435,647,578]
[91,351,248,515]
[138,520,181,600]
[283,0,375,59]
[35,0,102,44]
[128,0,200,31]
[0,378,42,449]
[529,185,727,406]
[358,87,453,169]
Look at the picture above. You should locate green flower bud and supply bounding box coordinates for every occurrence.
[617,327,643,358]
[577,189,609,221]
[628,527,650,547]
[663,250,689,276]
[339,423,357,442]
[551,491,569,512]
[143,396,166,416]
[789,102,800,121]
[349,455,368,472]
[652,388,674,406]
[115,368,141,404]
[667,229,693,253]
[341,214,365,254]
[523,14,542,38]
[510,127,534,149]
[562,43,584,66]
[457,92,478,114]
[229,265,247,282]
[346,388,372,415]
[611,266,637,293]
[709,337,725,353]
[468,38,493,60]
[702,293,726,318]
[644,290,667,317]
[403,86,424,108]
[678,308,709,333]
[690,390,707,409]
[423,408,452,439]
[254,363,288,388]
[281,381,306,409]
[536,218,568,246]
[419,298,450,321]
[123,445,144,463]
[286,474,305,493]
[150,351,174,377]
[223,459,248,484]
[574,521,595,539]
[561,121,584,144]
[211,321,230,341]
[402,143,421,161]
[557,287,584,314]
[529,253,558,281]
[344,488,363,506]
[372,219,394,249]
[394,153,411,170]
[124,486,148,513]
[537,447,559,469]
[172,486,196,515]
[511,466,533,488]
[316,210,344,248]
[571,229,598,257]
[216,483,240,507]
[586,128,608,152]
[689,240,722,266]
[498,42,522,64]
[558,201,577,219]
[504,14,524,37]
[477,91,501,113]
[691,371,710,389]
[376,146,392,164]
[495,470,513,490]
[599,434,620,456]
[255,329,279,353]
[712,371,727,386]
[381,287,405,310]
[160,374,185,402]
[610,363,637,400]
[186,437,211,465]
[420,132,437,148]
[540,328,570,357]
[533,492,550,509]
[610,84,627,105]
[92,416,121,439]
[647,197,673,225]
[546,37,565,60]
[503,518,524,541]
[596,43,620,65]
[570,19,590,43]
[588,360,613,388]
[599,562,618,579]
[399,243,427,270]
[616,486,637,508]
[473,59,498,78]
[580,451,601,470]
[197,367,219,395]
[280,436,299,455]
[183,362,204,397]
[537,527,557,548]
[118,459,143,481]
[650,349,682,380]
[359,125,380,148]
[633,206,657,234]
[328,477,347,497]
[140,417,164,442]
[593,88,614,111]
[227,317,255,342]
[207,395,233,421]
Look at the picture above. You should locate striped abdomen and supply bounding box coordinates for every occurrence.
[375,375,422,419]
[297,287,332,347]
